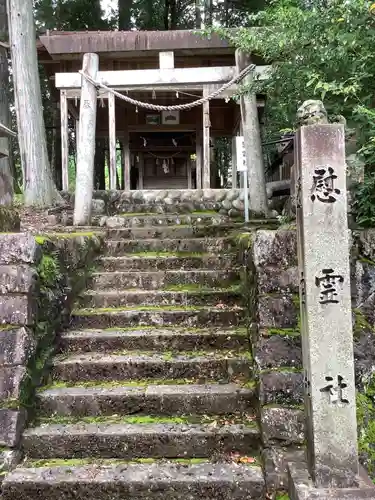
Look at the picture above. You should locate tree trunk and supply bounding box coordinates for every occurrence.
[0,0,12,204]
[170,0,177,29]
[7,0,62,206]
[204,0,212,26]
[163,0,170,29]
[118,0,131,30]
[195,0,202,28]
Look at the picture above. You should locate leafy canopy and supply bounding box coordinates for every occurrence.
[217,0,375,225]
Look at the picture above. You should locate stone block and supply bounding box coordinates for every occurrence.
[0,365,26,399]
[262,446,306,491]
[47,214,58,225]
[92,199,106,215]
[0,234,41,265]
[259,371,304,406]
[255,334,302,370]
[261,407,305,445]
[1,462,265,499]
[354,331,375,386]
[0,295,36,325]
[0,265,38,294]
[0,449,22,479]
[258,295,298,328]
[105,216,126,228]
[352,260,375,326]
[357,230,375,263]
[222,199,232,210]
[288,462,375,499]
[258,266,299,294]
[0,327,36,366]
[0,207,20,232]
[254,230,299,293]
[0,409,26,447]
[253,230,298,269]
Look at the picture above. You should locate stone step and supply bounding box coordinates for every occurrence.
[70,306,244,329]
[79,288,241,308]
[2,462,265,500]
[52,351,252,383]
[105,224,241,240]
[60,327,249,353]
[104,237,233,255]
[97,253,237,271]
[37,383,255,417]
[89,270,240,291]
[21,420,260,459]
[101,212,232,227]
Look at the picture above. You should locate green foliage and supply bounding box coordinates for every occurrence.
[37,255,61,288]
[352,172,375,227]
[215,0,375,224]
[219,0,375,136]
[357,381,375,477]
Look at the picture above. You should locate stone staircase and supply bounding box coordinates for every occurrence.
[2,213,265,499]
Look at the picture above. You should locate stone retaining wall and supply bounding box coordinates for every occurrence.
[61,189,268,218]
[236,228,375,491]
[0,232,102,478]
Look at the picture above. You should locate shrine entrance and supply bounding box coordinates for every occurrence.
[130,131,195,190]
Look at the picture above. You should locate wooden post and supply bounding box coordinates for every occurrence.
[138,152,144,189]
[202,86,210,189]
[235,49,268,216]
[123,128,131,190]
[187,158,192,189]
[75,120,79,167]
[196,130,202,189]
[108,92,117,190]
[73,53,99,225]
[231,136,237,188]
[60,90,69,191]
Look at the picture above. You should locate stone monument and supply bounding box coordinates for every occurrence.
[288,123,375,498]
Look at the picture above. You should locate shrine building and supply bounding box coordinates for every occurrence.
[37,30,269,192]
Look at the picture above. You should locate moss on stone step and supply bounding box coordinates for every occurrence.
[260,367,302,374]
[118,213,157,217]
[129,251,208,258]
[35,412,258,427]
[275,493,290,500]
[39,378,213,391]
[0,324,17,331]
[72,305,225,315]
[266,328,300,337]
[40,374,256,391]
[162,283,241,292]
[83,325,248,335]
[24,457,211,468]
